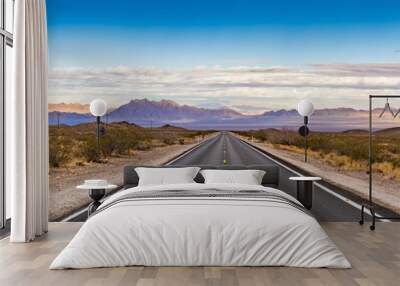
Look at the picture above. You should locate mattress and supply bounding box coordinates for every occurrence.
[50,183,351,269]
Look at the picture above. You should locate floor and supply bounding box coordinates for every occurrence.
[0,222,399,286]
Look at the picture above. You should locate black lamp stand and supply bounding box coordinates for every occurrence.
[96,116,101,162]
[304,116,308,163]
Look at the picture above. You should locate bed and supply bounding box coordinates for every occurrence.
[50,165,350,269]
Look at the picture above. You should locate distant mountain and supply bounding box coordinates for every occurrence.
[374,127,400,135]
[48,103,90,114]
[342,129,369,134]
[261,109,298,117]
[48,111,93,126]
[107,99,243,124]
[314,107,367,117]
[261,107,368,117]
[158,124,188,132]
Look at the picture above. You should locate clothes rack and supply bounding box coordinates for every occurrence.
[359,95,400,230]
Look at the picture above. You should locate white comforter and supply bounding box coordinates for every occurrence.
[50,183,351,269]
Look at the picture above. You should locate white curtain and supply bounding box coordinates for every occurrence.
[9,0,49,242]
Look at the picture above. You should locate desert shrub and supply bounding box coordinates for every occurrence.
[253,130,268,141]
[100,134,117,157]
[162,135,176,145]
[80,137,98,162]
[183,132,199,139]
[390,157,400,168]
[163,138,175,145]
[136,141,151,151]
[100,128,147,156]
[179,138,185,145]
[49,138,71,167]
[184,131,205,139]
[112,131,133,155]
[289,135,304,148]
[373,162,400,181]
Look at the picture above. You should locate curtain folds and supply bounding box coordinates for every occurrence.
[9,0,49,242]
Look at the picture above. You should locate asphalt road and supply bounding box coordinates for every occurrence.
[171,132,396,222]
[68,132,397,222]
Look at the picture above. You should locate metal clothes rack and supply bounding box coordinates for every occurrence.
[359,95,400,230]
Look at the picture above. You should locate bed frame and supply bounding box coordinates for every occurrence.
[123,165,280,189]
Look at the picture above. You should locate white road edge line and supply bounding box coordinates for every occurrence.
[61,206,88,222]
[62,135,218,222]
[240,138,389,221]
[165,135,218,166]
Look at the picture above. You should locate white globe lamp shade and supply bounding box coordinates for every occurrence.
[90,99,107,117]
[297,99,314,117]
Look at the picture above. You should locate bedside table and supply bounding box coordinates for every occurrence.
[289,176,321,210]
[77,183,117,216]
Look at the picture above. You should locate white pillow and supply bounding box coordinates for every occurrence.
[200,169,266,185]
[135,167,200,186]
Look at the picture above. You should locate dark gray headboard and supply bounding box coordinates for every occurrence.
[123,165,279,189]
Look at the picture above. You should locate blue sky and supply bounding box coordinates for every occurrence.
[48,0,400,28]
[47,0,400,112]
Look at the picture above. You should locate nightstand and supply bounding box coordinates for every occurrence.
[289,176,321,210]
[77,183,117,216]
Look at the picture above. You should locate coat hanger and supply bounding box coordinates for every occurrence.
[379,98,395,118]
[394,107,400,119]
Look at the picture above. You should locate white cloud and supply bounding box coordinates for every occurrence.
[49,64,400,113]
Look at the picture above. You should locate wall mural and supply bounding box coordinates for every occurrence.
[47,1,400,221]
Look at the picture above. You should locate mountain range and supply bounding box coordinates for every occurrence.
[48,99,400,131]
[49,99,243,126]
